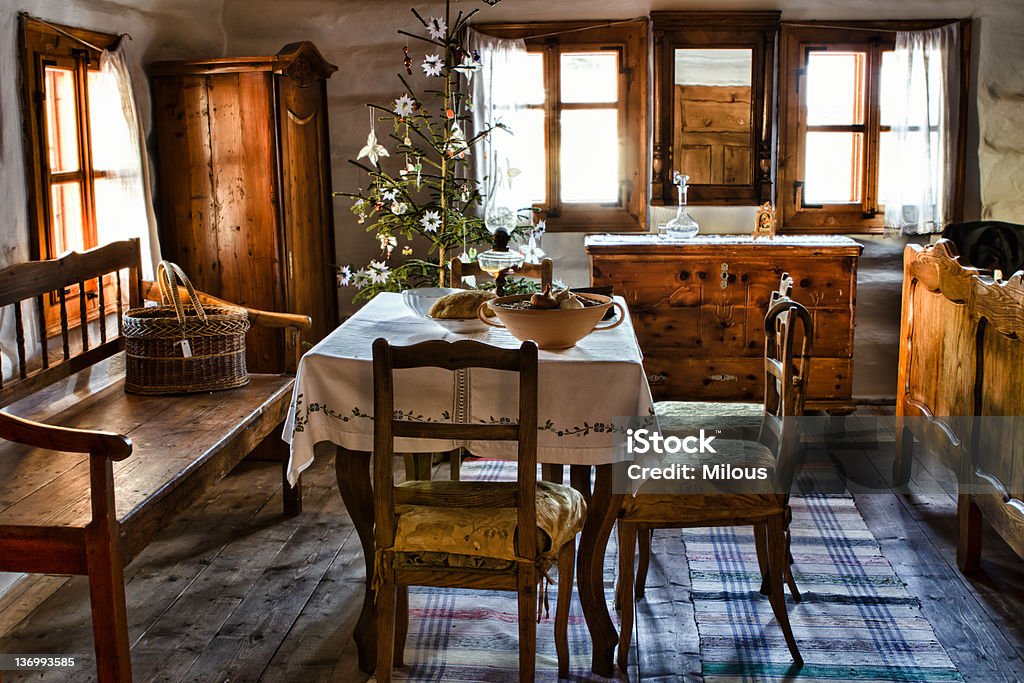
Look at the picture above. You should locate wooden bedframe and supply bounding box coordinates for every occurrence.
[895,239,1024,571]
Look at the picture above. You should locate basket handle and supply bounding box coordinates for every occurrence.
[156,261,208,325]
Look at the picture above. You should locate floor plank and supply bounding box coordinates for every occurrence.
[2,409,1024,682]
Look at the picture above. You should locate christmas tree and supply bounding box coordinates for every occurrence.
[334,0,527,301]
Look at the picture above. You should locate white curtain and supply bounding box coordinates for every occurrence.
[882,24,961,235]
[469,29,532,218]
[95,43,161,277]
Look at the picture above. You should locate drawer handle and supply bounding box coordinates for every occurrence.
[647,373,668,385]
[720,263,729,289]
[708,374,738,382]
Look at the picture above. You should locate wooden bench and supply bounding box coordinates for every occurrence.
[895,239,1024,571]
[0,239,311,682]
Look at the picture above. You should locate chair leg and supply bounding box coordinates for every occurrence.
[450,448,461,481]
[518,565,537,682]
[394,584,409,667]
[754,522,771,596]
[784,521,801,603]
[555,541,575,679]
[766,514,802,666]
[635,526,652,601]
[617,523,637,673]
[614,524,623,612]
[376,569,397,683]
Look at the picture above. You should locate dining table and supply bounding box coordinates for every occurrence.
[282,291,655,677]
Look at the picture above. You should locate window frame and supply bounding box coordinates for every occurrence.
[475,20,648,232]
[19,15,120,261]
[19,16,122,332]
[777,19,971,234]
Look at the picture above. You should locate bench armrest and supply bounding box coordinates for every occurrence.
[141,281,312,332]
[0,411,132,461]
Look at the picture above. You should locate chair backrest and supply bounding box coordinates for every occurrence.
[0,239,143,407]
[372,338,540,563]
[447,257,553,296]
[760,276,814,487]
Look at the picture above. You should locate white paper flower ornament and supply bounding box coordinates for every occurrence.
[357,127,389,167]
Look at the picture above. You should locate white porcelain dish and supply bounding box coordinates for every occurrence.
[427,317,490,333]
[401,287,489,333]
[402,287,462,318]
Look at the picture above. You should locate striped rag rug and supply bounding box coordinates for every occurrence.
[384,459,961,682]
[685,493,963,682]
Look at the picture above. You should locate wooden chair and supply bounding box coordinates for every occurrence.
[616,289,813,670]
[443,257,554,482]
[632,274,799,599]
[371,338,586,681]
[448,257,553,295]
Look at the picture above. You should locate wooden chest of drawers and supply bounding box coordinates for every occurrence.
[585,234,862,413]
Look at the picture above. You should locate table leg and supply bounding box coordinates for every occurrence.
[334,446,376,674]
[575,463,623,678]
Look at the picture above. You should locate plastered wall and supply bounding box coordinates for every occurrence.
[0,0,1021,403]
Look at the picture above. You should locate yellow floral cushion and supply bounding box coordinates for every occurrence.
[392,480,586,564]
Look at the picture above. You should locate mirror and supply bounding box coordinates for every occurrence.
[674,48,753,186]
[651,11,779,205]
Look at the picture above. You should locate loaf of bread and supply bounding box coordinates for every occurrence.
[428,290,497,319]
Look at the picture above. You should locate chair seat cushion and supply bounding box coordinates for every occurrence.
[655,401,764,439]
[392,480,586,564]
[623,439,783,523]
[655,400,764,418]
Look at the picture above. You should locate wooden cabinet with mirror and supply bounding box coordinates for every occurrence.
[651,11,780,205]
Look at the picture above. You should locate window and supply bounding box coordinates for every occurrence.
[477,21,648,231]
[777,21,969,233]
[19,16,124,329]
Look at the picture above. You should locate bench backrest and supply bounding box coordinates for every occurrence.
[0,239,143,408]
[898,240,979,447]
[899,239,1024,552]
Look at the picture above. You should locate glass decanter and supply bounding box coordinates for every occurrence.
[664,172,699,239]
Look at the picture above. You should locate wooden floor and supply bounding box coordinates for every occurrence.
[1,407,1024,681]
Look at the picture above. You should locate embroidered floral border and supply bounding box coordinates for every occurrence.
[290,393,655,439]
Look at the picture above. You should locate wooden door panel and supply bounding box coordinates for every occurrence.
[206,73,283,373]
[277,77,338,352]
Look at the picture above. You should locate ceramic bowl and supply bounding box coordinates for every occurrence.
[477,293,625,349]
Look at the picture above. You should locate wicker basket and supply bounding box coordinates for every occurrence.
[124,261,250,395]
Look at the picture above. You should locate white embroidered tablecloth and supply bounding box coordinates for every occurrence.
[283,292,655,484]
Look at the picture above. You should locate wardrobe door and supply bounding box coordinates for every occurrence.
[276,73,338,360]
[153,70,285,373]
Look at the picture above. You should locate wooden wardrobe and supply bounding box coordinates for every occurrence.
[150,42,338,373]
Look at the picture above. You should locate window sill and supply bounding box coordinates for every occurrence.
[779,225,886,236]
[541,206,645,233]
